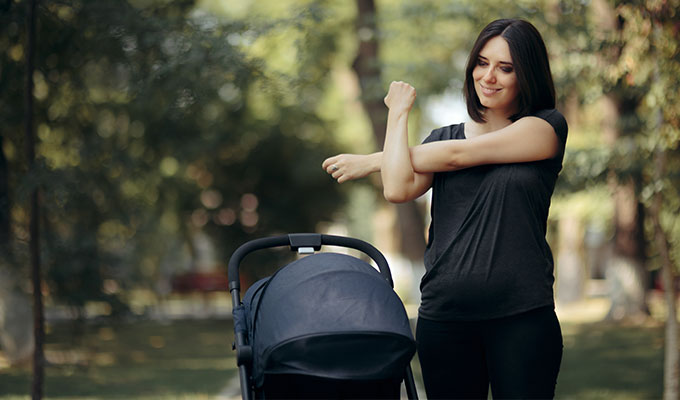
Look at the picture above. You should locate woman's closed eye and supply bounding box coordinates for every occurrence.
[477,58,513,74]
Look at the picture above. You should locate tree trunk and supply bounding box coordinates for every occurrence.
[650,28,679,393]
[0,4,35,363]
[604,175,648,320]
[592,0,650,320]
[0,134,35,367]
[651,148,679,400]
[556,215,586,304]
[0,135,9,250]
[352,0,426,262]
[0,273,34,365]
[596,92,648,321]
[24,0,44,398]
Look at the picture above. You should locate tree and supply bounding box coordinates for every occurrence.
[352,0,427,263]
[0,0,35,371]
[609,1,680,397]
[23,0,45,397]
[558,0,650,321]
[0,0,345,333]
[556,0,680,395]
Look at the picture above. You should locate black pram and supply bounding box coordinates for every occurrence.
[229,233,418,399]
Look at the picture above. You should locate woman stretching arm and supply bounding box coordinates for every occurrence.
[379,81,434,203]
[324,19,568,400]
[322,108,559,202]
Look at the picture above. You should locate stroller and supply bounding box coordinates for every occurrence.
[229,233,419,399]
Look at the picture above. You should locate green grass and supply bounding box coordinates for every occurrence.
[556,321,664,400]
[0,319,236,399]
[0,318,664,399]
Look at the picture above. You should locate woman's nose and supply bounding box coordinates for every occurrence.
[483,68,496,83]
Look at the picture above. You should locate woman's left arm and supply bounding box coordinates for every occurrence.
[410,116,559,173]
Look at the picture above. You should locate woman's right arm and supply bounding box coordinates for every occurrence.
[323,82,433,203]
[379,82,434,203]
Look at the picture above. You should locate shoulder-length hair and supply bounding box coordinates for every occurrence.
[463,19,556,123]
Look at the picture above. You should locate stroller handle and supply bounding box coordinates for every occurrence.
[227,233,394,297]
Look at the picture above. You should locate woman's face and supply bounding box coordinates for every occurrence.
[472,35,519,117]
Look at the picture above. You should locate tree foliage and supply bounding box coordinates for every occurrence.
[1,0,679,318]
[0,0,345,312]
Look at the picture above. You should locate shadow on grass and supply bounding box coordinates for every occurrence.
[556,320,664,400]
[0,318,665,399]
[0,318,237,399]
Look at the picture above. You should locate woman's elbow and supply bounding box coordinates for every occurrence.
[382,187,410,203]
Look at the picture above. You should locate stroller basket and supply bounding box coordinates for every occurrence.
[229,234,418,400]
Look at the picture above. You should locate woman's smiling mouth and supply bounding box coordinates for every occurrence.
[479,84,502,96]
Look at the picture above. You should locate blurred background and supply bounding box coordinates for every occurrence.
[0,0,678,399]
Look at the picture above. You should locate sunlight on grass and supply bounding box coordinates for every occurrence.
[556,297,611,324]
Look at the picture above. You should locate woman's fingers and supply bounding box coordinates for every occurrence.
[322,156,338,172]
[323,153,371,183]
[321,157,332,170]
[323,155,343,179]
[323,155,355,183]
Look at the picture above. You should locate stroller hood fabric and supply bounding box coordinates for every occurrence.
[237,252,416,388]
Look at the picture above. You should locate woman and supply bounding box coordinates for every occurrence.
[323,18,567,399]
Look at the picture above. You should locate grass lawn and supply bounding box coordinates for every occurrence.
[0,318,236,399]
[0,316,664,399]
[556,320,664,400]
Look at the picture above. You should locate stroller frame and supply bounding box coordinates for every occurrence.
[228,233,419,400]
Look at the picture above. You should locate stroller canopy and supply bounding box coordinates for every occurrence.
[237,252,416,388]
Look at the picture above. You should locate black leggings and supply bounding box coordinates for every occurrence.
[416,306,563,399]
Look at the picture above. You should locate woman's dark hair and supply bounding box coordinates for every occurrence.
[463,19,555,123]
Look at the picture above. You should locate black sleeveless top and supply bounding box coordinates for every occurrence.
[419,109,568,321]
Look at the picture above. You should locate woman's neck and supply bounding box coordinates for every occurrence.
[466,111,512,138]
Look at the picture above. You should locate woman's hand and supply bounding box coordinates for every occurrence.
[383,81,416,114]
[322,153,380,183]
